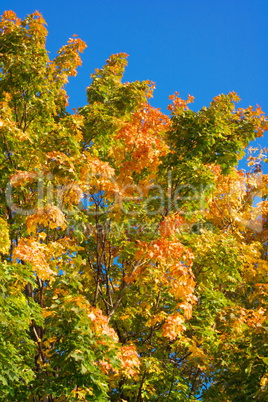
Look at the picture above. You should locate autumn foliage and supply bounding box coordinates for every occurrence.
[0,10,267,401]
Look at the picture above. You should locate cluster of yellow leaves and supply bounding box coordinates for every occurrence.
[0,218,10,254]
[80,153,116,198]
[44,152,86,208]
[26,205,67,234]
[46,151,77,174]
[68,36,87,54]
[70,387,94,401]
[53,36,87,82]
[13,238,56,280]
[213,91,241,104]
[92,53,129,80]
[0,10,21,31]
[125,237,196,340]
[207,168,263,232]
[260,374,268,388]
[10,170,37,188]
[0,111,31,141]
[258,199,268,216]
[62,114,84,142]
[27,11,48,44]
[60,184,84,208]
[239,241,265,280]
[235,103,268,137]
[220,306,267,335]
[167,335,209,372]
[1,10,48,44]
[245,308,266,328]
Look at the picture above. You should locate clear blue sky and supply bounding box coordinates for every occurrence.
[1,0,268,167]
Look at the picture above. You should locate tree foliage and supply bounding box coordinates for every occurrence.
[0,10,267,401]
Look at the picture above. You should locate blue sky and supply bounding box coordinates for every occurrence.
[1,0,268,168]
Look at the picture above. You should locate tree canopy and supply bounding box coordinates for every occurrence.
[0,10,267,401]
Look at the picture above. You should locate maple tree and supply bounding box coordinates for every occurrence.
[0,10,267,401]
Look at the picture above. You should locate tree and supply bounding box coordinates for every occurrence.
[0,10,267,401]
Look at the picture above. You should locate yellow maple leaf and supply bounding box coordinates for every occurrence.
[0,218,10,254]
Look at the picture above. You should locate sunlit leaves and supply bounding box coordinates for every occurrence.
[26,205,67,234]
[0,218,10,254]
[13,238,56,280]
[0,9,267,401]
